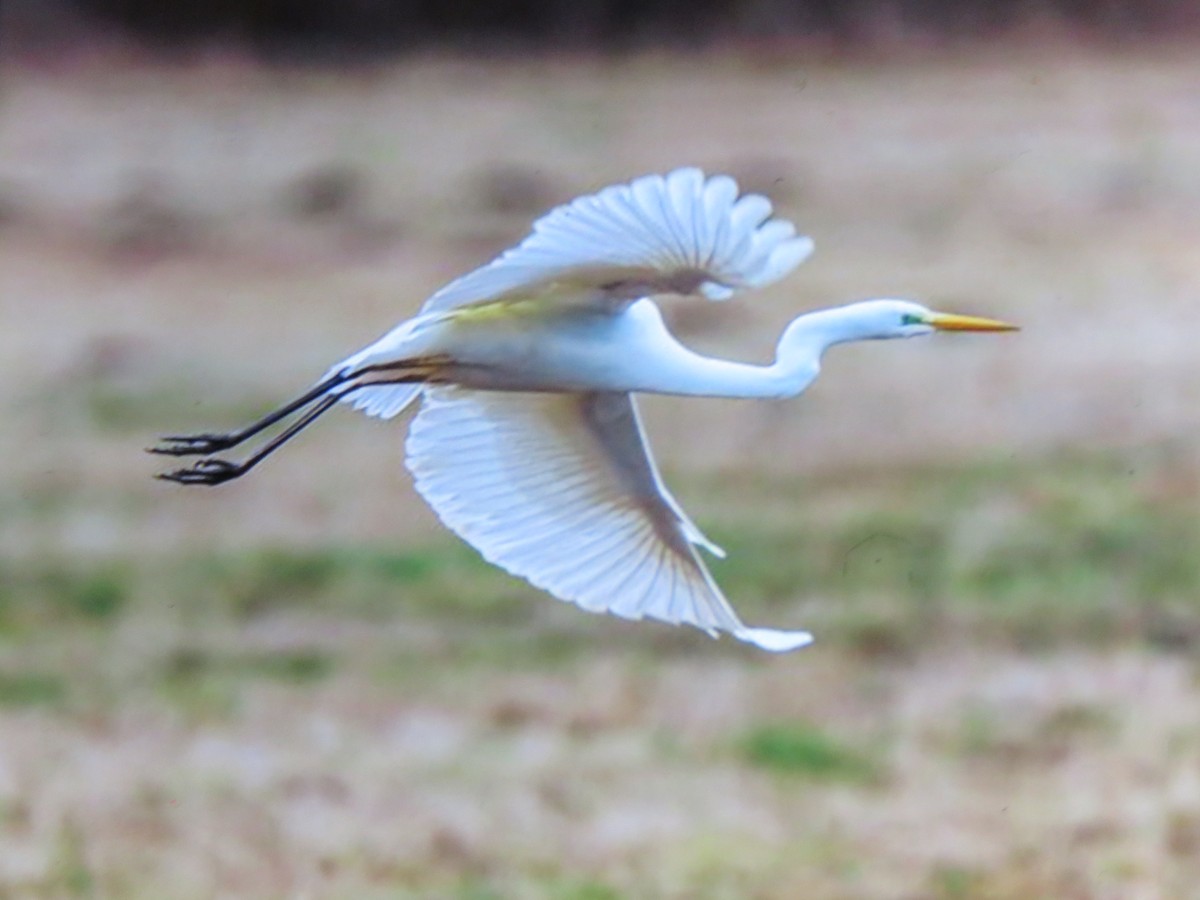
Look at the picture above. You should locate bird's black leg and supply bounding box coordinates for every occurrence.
[153,364,436,486]
[148,372,349,458]
[153,360,441,486]
[157,393,341,485]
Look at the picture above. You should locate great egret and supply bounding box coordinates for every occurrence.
[153,168,1015,652]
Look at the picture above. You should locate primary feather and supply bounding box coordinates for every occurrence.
[336,167,812,419]
[423,168,811,312]
[406,387,811,652]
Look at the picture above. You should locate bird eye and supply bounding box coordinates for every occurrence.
[900,313,924,327]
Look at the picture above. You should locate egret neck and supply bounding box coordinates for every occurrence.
[662,304,892,400]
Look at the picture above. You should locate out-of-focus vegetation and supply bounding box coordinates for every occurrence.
[14,0,1200,52]
[0,41,1198,899]
[4,450,1198,676]
[0,449,1196,895]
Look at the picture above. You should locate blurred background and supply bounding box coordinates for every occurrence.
[1,2,1199,897]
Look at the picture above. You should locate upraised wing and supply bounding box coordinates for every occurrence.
[404,386,812,652]
[423,167,813,313]
[330,168,812,420]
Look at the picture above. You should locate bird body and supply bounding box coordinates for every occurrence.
[155,168,1016,652]
[341,297,820,398]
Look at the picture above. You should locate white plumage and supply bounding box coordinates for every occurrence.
[156,167,1016,652]
[348,168,814,650]
[407,388,810,651]
[421,167,813,312]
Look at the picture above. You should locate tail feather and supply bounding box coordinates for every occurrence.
[341,383,423,420]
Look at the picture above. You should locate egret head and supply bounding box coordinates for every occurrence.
[775,299,1018,375]
[842,299,1019,341]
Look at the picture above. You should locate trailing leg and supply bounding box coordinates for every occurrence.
[156,393,341,485]
[149,372,349,458]
[153,361,440,486]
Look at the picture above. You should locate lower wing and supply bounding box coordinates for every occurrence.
[404,386,811,652]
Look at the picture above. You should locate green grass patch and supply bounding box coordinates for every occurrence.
[739,722,881,784]
[0,447,1195,673]
[700,447,1200,653]
[47,819,93,897]
[0,563,130,632]
[1037,702,1119,743]
[181,544,527,623]
[162,647,335,685]
[948,705,1009,760]
[155,646,334,720]
[928,864,988,899]
[450,876,623,900]
[84,381,280,436]
[454,881,506,900]
[547,881,624,900]
[944,700,1120,766]
[0,671,67,708]
[240,649,333,682]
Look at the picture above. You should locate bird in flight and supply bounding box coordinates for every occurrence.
[153,168,1016,652]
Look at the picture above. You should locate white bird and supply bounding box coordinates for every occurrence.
[154,168,1016,652]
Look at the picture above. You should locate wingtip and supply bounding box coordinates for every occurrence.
[733,627,814,652]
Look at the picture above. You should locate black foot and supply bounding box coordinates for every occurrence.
[148,433,240,457]
[156,457,245,486]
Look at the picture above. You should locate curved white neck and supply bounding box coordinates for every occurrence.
[780,305,893,352]
[649,305,887,400]
[650,354,814,399]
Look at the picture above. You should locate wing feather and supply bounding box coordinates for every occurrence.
[335,169,813,421]
[421,167,813,313]
[404,387,812,651]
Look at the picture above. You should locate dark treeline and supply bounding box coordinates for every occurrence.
[10,0,1200,55]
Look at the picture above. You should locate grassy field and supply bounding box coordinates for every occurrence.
[1,45,1199,898]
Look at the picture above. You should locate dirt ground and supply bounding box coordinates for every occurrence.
[0,44,1199,898]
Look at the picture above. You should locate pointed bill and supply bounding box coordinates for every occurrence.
[927,312,1019,332]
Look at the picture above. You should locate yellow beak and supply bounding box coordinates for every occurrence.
[927,312,1019,333]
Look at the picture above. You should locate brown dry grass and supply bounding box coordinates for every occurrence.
[0,44,1199,898]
